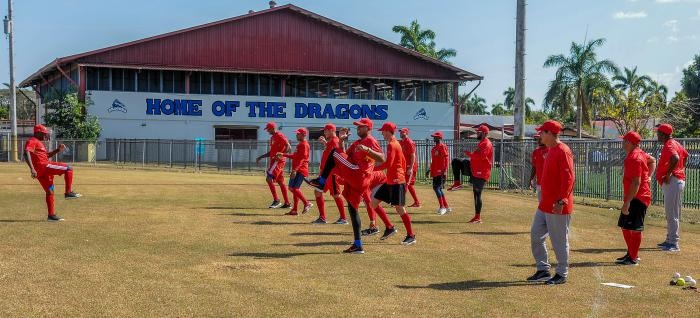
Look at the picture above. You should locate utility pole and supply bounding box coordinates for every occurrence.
[4,0,17,161]
[513,0,526,140]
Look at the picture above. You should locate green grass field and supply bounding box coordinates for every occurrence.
[1,164,699,317]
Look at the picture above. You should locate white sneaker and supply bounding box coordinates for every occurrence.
[437,208,448,215]
[447,208,452,213]
[302,203,314,214]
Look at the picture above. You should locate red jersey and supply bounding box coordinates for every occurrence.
[430,143,449,177]
[531,145,548,185]
[346,135,383,175]
[656,139,688,183]
[624,148,652,206]
[538,142,575,214]
[320,136,342,171]
[24,137,50,174]
[467,138,493,180]
[376,137,407,184]
[269,131,288,162]
[399,137,418,169]
[284,140,310,177]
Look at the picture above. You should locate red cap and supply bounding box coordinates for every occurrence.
[33,124,49,134]
[264,122,276,131]
[399,127,410,134]
[476,125,490,134]
[431,131,444,139]
[295,128,308,136]
[621,131,641,145]
[535,120,563,135]
[352,118,374,129]
[324,123,336,131]
[378,122,397,133]
[655,123,673,135]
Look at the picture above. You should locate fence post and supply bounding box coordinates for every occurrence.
[248,141,253,172]
[142,140,146,167]
[169,140,173,168]
[583,142,589,203]
[157,140,160,166]
[116,140,121,164]
[230,142,234,173]
[499,140,505,190]
[605,143,612,201]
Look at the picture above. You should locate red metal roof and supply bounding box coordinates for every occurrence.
[21,4,481,87]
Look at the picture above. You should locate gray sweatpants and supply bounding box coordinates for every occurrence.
[531,209,571,277]
[536,185,542,202]
[662,176,685,245]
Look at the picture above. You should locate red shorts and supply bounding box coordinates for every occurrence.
[37,162,70,193]
[267,159,286,182]
[318,174,342,196]
[368,171,387,192]
[331,155,371,209]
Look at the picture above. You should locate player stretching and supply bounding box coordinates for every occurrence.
[310,124,348,225]
[278,128,313,216]
[399,128,421,207]
[256,122,291,209]
[427,131,450,215]
[463,125,493,224]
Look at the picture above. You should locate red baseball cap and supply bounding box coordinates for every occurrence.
[33,124,49,134]
[399,127,410,134]
[264,122,276,131]
[655,123,673,135]
[353,118,374,129]
[324,123,336,131]
[476,125,490,134]
[431,131,444,139]
[621,131,641,145]
[535,120,563,135]
[295,128,308,136]
[378,122,397,133]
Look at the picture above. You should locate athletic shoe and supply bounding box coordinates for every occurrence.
[447,207,453,213]
[657,241,672,248]
[447,183,463,191]
[437,208,448,215]
[545,274,567,285]
[661,244,680,252]
[305,177,325,192]
[333,218,348,225]
[47,214,64,222]
[311,217,327,224]
[527,270,551,282]
[302,203,314,214]
[401,235,416,245]
[268,201,282,209]
[380,227,398,240]
[64,192,82,199]
[615,253,641,263]
[467,215,481,224]
[361,227,379,236]
[408,202,421,208]
[343,244,365,254]
[617,258,639,266]
[284,211,299,216]
[280,203,291,209]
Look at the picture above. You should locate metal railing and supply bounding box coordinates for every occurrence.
[3,135,700,209]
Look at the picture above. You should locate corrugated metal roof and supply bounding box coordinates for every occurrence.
[21,4,482,87]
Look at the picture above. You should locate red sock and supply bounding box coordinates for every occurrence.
[400,213,414,237]
[375,206,393,228]
[278,182,290,204]
[362,192,375,221]
[64,169,73,194]
[621,229,632,253]
[334,196,347,220]
[292,189,300,211]
[297,188,309,206]
[46,193,55,216]
[407,185,419,204]
[437,196,444,208]
[629,231,642,260]
[266,179,279,201]
[315,195,326,220]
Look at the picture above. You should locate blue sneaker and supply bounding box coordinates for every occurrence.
[661,244,680,252]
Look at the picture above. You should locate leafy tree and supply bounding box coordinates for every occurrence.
[458,93,489,115]
[490,103,507,116]
[679,54,700,136]
[392,20,457,63]
[43,91,101,141]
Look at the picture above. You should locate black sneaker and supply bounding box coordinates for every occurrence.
[333,218,348,225]
[618,258,639,266]
[661,244,680,252]
[305,177,325,192]
[545,274,567,285]
[526,270,551,282]
[268,200,282,209]
[615,253,630,263]
[401,235,416,246]
[361,227,379,236]
[343,244,365,254]
[47,214,64,222]
[64,192,82,199]
[657,241,671,248]
[311,217,327,224]
[380,227,398,240]
[280,203,291,209]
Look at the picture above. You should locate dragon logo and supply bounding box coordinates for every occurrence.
[413,108,429,120]
[108,99,128,113]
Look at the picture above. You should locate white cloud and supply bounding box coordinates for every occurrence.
[647,37,659,43]
[663,19,680,32]
[655,0,700,3]
[667,35,680,42]
[613,11,648,19]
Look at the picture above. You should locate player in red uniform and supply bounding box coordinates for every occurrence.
[310,123,348,225]
[427,131,450,215]
[463,125,493,224]
[399,128,421,207]
[23,124,82,221]
[529,134,548,202]
[256,122,290,209]
[278,128,313,216]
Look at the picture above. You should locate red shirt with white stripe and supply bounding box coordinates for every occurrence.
[538,142,575,214]
[320,136,342,171]
[346,135,382,175]
[24,137,49,174]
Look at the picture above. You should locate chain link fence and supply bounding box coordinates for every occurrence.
[2,135,700,209]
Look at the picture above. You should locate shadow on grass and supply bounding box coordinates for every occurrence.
[231,221,304,226]
[396,279,533,291]
[572,247,658,254]
[450,231,529,236]
[0,219,44,223]
[509,261,618,268]
[204,207,263,210]
[411,220,464,225]
[289,232,345,237]
[228,251,336,259]
[217,212,274,217]
[273,241,348,247]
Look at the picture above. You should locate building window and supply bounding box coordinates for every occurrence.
[173,71,186,94]
[212,72,225,95]
[148,70,161,93]
[307,127,326,141]
[226,73,237,95]
[248,74,259,96]
[215,126,258,141]
[111,69,124,91]
[236,74,247,95]
[123,69,135,91]
[137,70,148,92]
[86,68,98,90]
[190,72,201,94]
[201,72,212,94]
[162,71,174,93]
[373,80,393,100]
[98,68,110,91]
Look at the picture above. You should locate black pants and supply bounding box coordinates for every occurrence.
[471,177,486,214]
[451,158,471,183]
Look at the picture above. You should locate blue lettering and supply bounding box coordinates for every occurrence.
[349,104,362,119]
[269,102,286,118]
[146,99,161,115]
[246,101,260,117]
[361,104,375,119]
[294,103,308,118]
[335,104,349,119]
[212,101,225,116]
[375,104,388,120]
[161,99,175,115]
[171,99,186,115]
[190,100,202,116]
[225,101,239,116]
[308,103,322,118]
[322,104,336,119]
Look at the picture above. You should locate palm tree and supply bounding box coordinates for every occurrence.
[612,66,652,97]
[543,38,618,137]
[392,20,457,63]
[459,93,488,115]
[503,86,535,116]
[491,103,507,115]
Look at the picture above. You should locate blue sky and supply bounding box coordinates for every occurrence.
[0,0,698,111]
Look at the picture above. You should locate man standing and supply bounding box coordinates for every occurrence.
[307,118,384,254]
[23,124,82,221]
[616,131,655,266]
[655,123,688,252]
[399,128,421,207]
[464,125,493,224]
[427,131,450,215]
[529,134,548,202]
[310,123,348,225]
[256,122,291,209]
[527,120,574,285]
[278,128,313,216]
